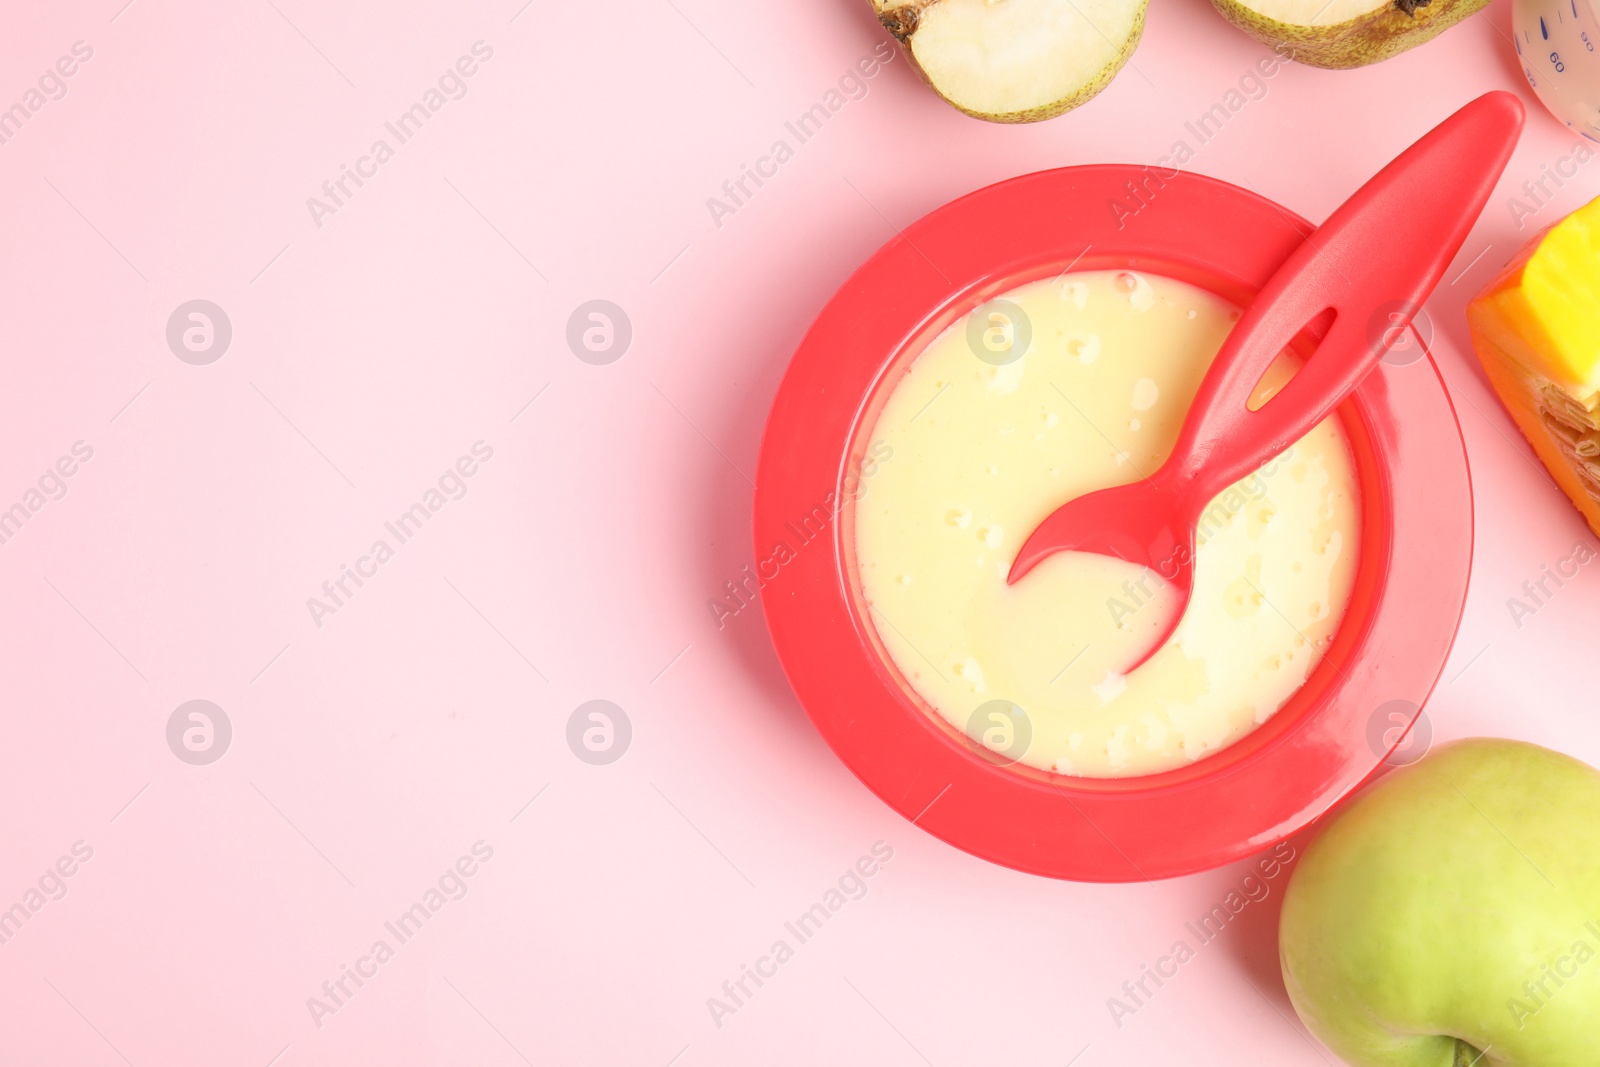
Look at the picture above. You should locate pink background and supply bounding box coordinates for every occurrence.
[2,0,1598,1064]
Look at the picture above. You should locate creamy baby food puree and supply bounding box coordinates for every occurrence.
[853,270,1360,778]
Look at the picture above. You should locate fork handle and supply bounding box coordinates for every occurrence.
[1164,92,1522,509]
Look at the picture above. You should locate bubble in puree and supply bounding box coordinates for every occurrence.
[853,270,1360,778]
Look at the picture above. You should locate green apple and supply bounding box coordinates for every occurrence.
[1279,738,1600,1066]
[1210,0,1490,69]
[870,0,1147,122]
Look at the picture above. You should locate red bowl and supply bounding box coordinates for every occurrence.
[753,165,1472,882]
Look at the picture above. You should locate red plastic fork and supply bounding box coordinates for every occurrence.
[1007,91,1524,672]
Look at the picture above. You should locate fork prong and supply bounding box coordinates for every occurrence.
[1120,570,1193,673]
[1009,485,1143,583]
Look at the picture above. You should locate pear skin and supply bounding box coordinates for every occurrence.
[1211,0,1492,69]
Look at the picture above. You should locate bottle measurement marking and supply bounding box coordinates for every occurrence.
[1517,0,1600,142]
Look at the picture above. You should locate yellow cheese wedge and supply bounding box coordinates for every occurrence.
[1467,196,1600,533]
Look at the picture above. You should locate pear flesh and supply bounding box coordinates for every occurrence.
[872,0,1146,122]
[1211,0,1490,68]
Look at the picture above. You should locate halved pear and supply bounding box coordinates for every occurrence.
[1211,0,1490,68]
[871,0,1147,123]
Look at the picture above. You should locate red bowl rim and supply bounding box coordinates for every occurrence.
[753,164,1472,882]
